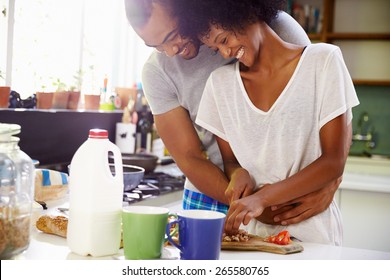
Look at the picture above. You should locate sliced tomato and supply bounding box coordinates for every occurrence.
[264,235,276,243]
[275,230,291,245]
[264,230,291,245]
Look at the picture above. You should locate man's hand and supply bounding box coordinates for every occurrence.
[257,177,341,225]
[225,168,254,203]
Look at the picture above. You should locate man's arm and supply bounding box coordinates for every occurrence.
[261,122,352,225]
[154,106,230,204]
[156,109,351,225]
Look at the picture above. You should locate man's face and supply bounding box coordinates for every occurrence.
[133,3,200,59]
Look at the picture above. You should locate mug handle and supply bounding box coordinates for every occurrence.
[166,218,182,251]
[166,213,178,239]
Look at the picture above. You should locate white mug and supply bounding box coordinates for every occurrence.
[115,123,136,154]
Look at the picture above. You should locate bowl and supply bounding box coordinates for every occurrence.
[109,164,145,192]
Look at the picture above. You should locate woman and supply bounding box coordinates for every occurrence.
[173,0,359,245]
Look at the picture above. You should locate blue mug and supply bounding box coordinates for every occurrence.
[166,210,226,260]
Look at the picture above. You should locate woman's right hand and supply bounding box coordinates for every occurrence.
[224,190,267,234]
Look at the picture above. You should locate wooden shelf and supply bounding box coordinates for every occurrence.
[309,33,390,41]
[291,0,390,87]
[353,80,390,86]
[327,33,390,40]
[308,34,322,41]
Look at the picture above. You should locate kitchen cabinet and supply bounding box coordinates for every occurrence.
[288,0,390,86]
[336,156,390,251]
[338,188,390,252]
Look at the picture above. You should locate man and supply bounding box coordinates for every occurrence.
[124,0,342,225]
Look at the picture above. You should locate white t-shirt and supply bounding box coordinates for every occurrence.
[196,43,360,245]
[142,12,311,193]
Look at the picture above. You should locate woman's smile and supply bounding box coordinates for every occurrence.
[235,46,245,59]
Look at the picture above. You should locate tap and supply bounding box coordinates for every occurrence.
[352,112,376,149]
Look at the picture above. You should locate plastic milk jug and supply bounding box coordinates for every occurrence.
[67,129,123,257]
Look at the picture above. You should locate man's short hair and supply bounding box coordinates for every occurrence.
[124,0,174,28]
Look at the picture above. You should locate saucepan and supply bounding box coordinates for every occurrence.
[109,153,159,174]
[67,163,145,193]
[109,163,145,192]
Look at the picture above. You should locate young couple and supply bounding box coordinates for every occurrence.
[124,0,358,245]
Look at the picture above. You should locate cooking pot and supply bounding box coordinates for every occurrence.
[109,164,145,192]
[110,153,159,173]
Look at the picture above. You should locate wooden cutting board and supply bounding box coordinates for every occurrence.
[221,235,304,255]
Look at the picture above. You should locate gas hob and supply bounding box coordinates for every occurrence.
[122,172,185,204]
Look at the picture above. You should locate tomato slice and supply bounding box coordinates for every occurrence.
[275,230,291,245]
[264,235,276,243]
[264,230,291,245]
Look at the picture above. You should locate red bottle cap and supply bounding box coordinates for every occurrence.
[89,129,108,139]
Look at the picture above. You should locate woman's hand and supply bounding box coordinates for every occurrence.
[224,189,268,234]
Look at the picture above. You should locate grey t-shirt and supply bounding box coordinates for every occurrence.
[142,45,228,173]
[141,11,311,191]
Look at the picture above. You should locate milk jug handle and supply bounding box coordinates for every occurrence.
[107,142,122,179]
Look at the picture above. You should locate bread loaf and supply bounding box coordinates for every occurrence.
[35,215,124,248]
[36,215,68,238]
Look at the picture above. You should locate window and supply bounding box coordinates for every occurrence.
[1,0,152,99]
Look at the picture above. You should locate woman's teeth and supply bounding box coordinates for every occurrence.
[236,47,244,59]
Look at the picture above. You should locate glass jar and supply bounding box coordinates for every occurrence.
[0,123,35,259]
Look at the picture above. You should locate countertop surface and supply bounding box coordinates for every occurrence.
[17,231,390,260]
[341,156,390,193]
[10,157,390,261]
[13,199,390,261]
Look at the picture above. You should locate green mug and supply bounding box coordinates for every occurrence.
[122,206,175,260]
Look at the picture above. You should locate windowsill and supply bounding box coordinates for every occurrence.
[1,108,123,113]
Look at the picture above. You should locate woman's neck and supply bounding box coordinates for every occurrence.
[244,23,302,75]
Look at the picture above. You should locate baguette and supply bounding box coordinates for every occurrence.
[35,215,124,248]
[36,215,68,238]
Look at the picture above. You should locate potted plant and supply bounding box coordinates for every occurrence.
[35,80,54,110]
[51,78,69,109]
[66,70,83,110]
[83,66,101,110]
[0,70,11,108]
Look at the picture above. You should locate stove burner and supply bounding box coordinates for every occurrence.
[123,172,185,204]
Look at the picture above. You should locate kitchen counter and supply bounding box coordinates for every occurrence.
[12,198,390,261]
[16,229,390,260]
[341,156,390,193]
[345,155,390,175]
[9,158,390,261]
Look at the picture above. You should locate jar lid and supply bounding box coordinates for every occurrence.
[89,129,108,139]
[0,123,21,141]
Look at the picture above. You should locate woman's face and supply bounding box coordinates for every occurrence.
[200,23,262,67]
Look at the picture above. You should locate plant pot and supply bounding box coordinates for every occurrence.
[84,94,100,110]
[67,91,81,110]
[0,86,11,108]
[115,87,137,109]
[36,91,54,109]
[52,91,69,109]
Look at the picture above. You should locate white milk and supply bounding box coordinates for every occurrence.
[67,129,123,257]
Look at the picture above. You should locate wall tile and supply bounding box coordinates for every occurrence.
[350,85,390,157]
